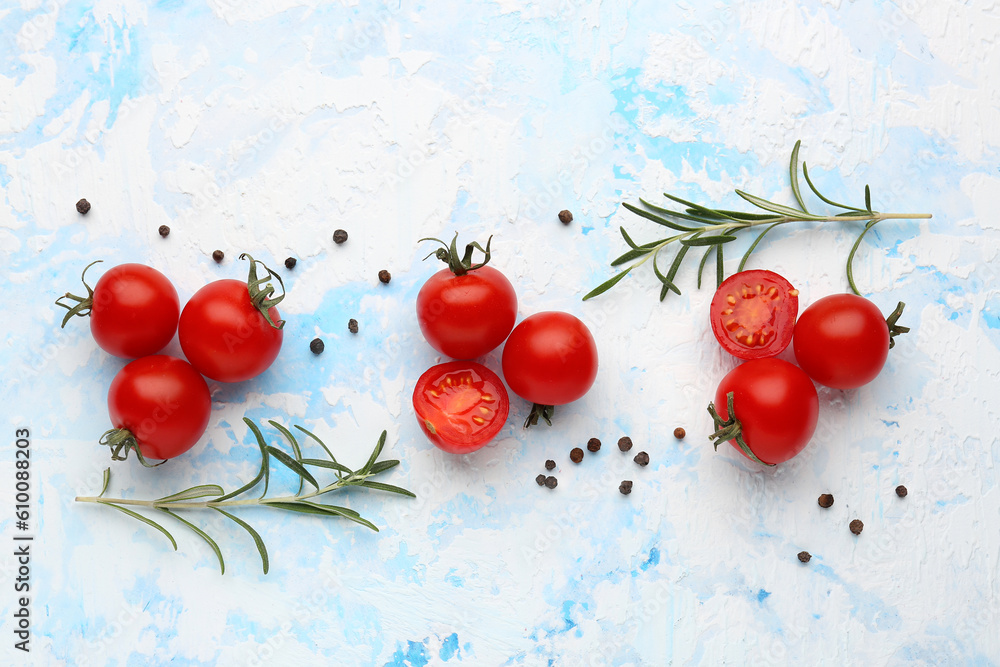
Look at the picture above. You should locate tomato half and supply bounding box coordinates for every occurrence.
[709,358,818,466]
[58,261,180,358]
[105,355,212,463]
[793,294,895,389]
[413,361,510,454]
[416,265,517,359]
[710,270,798,360]
[501,311,598,425]
[179,255,284,383]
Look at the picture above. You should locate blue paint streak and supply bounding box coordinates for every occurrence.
[757,589,771,604]
[440,633,459,661]
[385,640,429,667]
[641,547,660,571]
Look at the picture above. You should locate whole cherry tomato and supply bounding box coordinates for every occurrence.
[416,234,517,359]
[412,361,510,454]
[179,254,284,383]
[793,294,907,389]
[709,269,798,360]
[501,311,598,426]
[103,355,212,464]
[57,261,180,358]
[708,358,819,466]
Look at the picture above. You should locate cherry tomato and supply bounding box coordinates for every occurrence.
[57,261,180,358]
[501,312,598,425]
[417,266,517,359]
[412,361,510,454]
[416,234,517,359]
[709,358,818,466]
[105,355,212,463]
[179,255,284,383]
[793,294,898,389]
[710,270,798,360]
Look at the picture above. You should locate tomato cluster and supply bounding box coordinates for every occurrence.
[59,255,287,465]
[707,270,905,465]
[412,235,598,453]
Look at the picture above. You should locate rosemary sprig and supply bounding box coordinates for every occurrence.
[584,141,932,301]
[76,418,415,575]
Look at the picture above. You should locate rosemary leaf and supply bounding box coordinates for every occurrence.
[215,418,270,502]
[368,459,401,475]
[356,480,417,497]
[583,270,633,301]
[864,184,872,213]
[360,431,388,475]
[157,485,226,503]
[801,162,867,212]
[99,501,177,550]
[789,140,809,213]
[267,446,320,490]
[268,421,305,495]
[212,508,269,575]
[680,235,737,247]
[99,468,110,497]
[697,246,713,289]
[623,202,702,230]
[611,248,654,267]
[734,190,826,220]
[300,458,354,475]
[160,508,226,575]
[716,243,724,287]
[737,222,783,272]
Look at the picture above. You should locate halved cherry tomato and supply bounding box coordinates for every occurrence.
[710,270,799,360]
[412,361,510,454]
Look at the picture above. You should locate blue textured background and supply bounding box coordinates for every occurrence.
[2,1,999,665]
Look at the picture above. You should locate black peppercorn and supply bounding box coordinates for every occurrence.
[535,474,546,486]
[378,269,391,284]
[348,318,359,334]
[558,210,573,224]
[617,436,633,452]
[633,451,649,467]
[673,427,686,439]
[587,437,601,452]
[895,485,908,498]
[545,460,555,471]
[849,519,864,535]
[76,198,91,215]
[158,225,170,237]
[309,338,325,354]
[570,448,584,463]
[818,494,834,508]
[544,476,558,489]
[797,551,811,563]
[212,250,224,263]
[619,480,632,495]
[333,229,348,244]
[284,257,297,269]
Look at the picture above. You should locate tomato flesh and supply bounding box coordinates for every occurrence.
[710,270,798,360]
[413,361,509,454]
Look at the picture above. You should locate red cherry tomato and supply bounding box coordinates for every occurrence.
[412,361,510,454]
[179,256,284,383]
[417,265,517,359]
[709,358,818,466]
[793,294,894,389]
[710,270,798,360]
[501,312,598,423]
[105,355,212,462]
[58,261,180,358]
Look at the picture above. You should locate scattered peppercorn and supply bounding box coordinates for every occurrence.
[158,225,170,237]
[618,436,633,452]
[558,210,573,224]
[587,437,601,452]
[348,318,359,334]
[545,459,556,471]
[535,474,546,486]
[895,485,908,498]
[284,257,297,269]
[673,427,686,440]
[634,451,650,467]
[818,494,834,508]
[797,551,812,563]
[570,447,584,463]
[212,250,224,263]
[619,480,633,495]
[544,476,558,489]
[309,338,325,354]
[76,198,91,215]
[849,519,864,535]
[333,229,348,244]
[378,269,391,284]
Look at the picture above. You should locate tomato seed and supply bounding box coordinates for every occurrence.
[545,459,555,471]
[895,485,908,498]
[849,519,864,535]
[570,447,584,463]
[378,269,391,284]
[333,229,348,244]
[618,436,633,452]
[76,198,91,214]
[797,551,811,563]
[284,257,297,269]
[348,318,359,334]
[818,494,834,508]
[633,451,649,467]
[535,474,546,486]
[158,225,170,237]
[544,476,558,489]
[673,427,686,440]
[619,480,633,495]
[558,209,573,224]
[587,437,601,452]
[212,250,224,263]
[309,338,325,354]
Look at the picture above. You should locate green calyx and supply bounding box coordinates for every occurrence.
[419,233,493,276]
[523,403,555,428]
[241,253,285,329]
[99,428,165,468]
[707,391,774,467]
[885,301,909,349]
[55,260,103,327]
